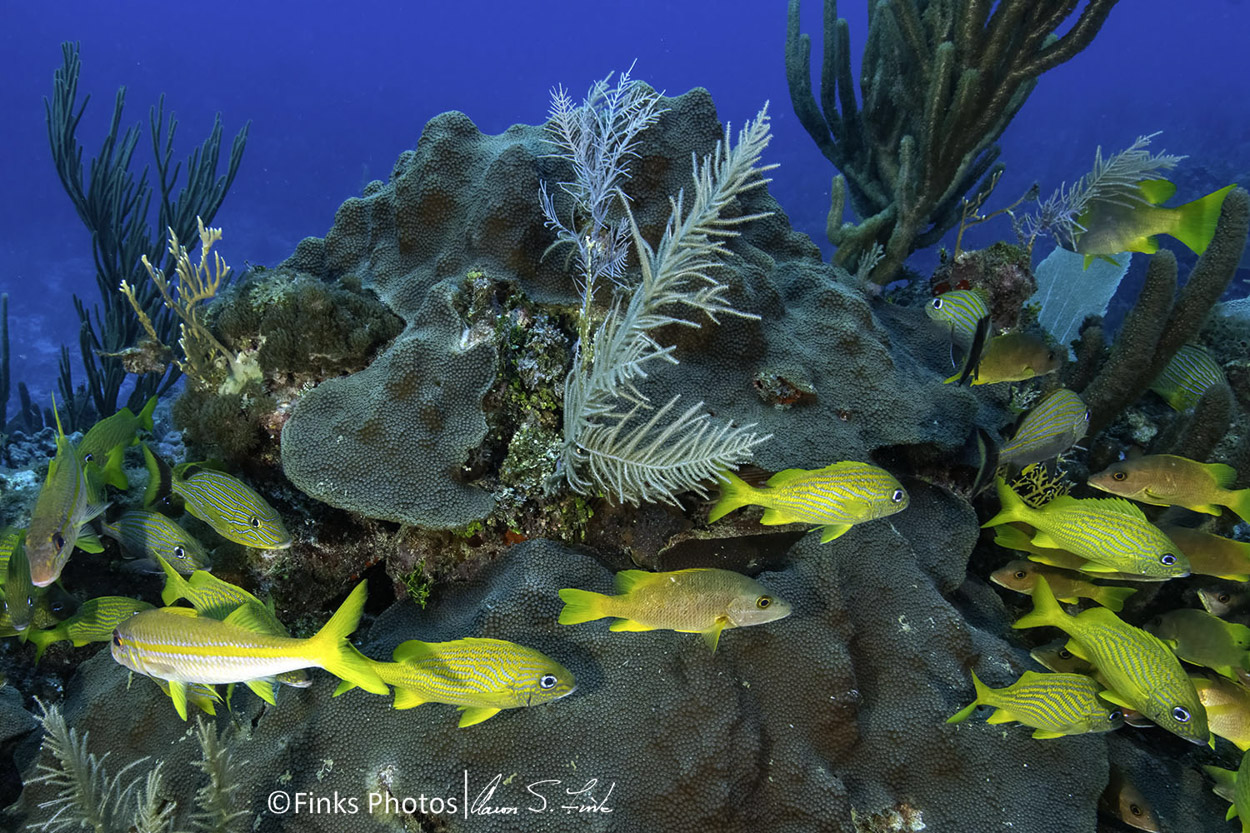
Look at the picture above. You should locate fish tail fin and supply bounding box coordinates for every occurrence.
[137,396,158,433]
[307,582,389,696]
[155,554,193,607]
[557,588,610,625]
[707,470,757,523]
[1172,184,1235,255]
[946,670,990,724]
[1226,487,1250,525]
[981,478,1028,529]
[1093,585,1137,613]
[142,443,173,509]
[1012,576,1067,631]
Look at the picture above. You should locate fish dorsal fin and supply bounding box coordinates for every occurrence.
[1137,179,1177,205]
[159,606,199,618]
[614,570,656,594]
[1047,494,1147,521]
[223,601,277,633]
[765,468,810,488]
[392,639,436,663]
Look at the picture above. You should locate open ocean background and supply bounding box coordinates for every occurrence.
[2,0,1248,415]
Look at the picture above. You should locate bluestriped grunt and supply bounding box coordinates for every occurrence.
[710,462,908,543]
[1012,576,1210,746]
[999,388,1089,470]
[946,670,1123,738]
[143,445,289,549]
[1150,344,1226,411]
[559,568,791,653]
[102,510,211,574]
[111,581,386,720]
[983,478,1188,579]
[926,289,989,341]
[336,638,575,727]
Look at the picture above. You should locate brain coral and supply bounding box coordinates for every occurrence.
[279,87,987,529]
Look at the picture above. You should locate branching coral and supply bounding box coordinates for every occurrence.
[545,74,774,505]
[785,0,1119,283]
[122,217,259,394]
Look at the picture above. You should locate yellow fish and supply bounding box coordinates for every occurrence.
[558,568,791,653]
[710,462,908,543]
[1150,344,1226,411]
[984,478,1188,579]
[990,559,1136,612]
[1193,675,1250,751]
[946,670,1123,739]
[111,581,387,720]
[966,332,1061,386]
[1147,609,1250,681]
[1075,181,1235,265]
[1166,526,1250,582]
[1013,576,1210,746]
[1089,454,1249,523]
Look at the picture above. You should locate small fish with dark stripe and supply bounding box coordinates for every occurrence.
[710,462,909,543]
[143,445,290,549]
[1150,344,1227,411]
[946,669,1124,739]
[102,510,211,574]
[1012,575,1210,746]
[335,638,576,727]
[999,388,1089,470]
[984,478,1188,578]
[111,581,387,720]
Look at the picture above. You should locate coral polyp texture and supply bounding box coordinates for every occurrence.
[278,88,984,528]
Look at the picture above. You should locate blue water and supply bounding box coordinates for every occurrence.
[2,0,1248,416]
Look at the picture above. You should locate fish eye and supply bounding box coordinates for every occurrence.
[757,596,772,609]
[1161,553,1177,566]
[52,532,65,551]
[891,489,905,503]
[1171,706,1191,723]
[111,630,122,647]
[1111,470,1127,481]
[1129,803,1143,817]
[249,517,261,528]
[1082,410,1091,423]
[1047,350,1056,360]
[83,452,94,462]
[1109,710,1122,722]
[1013,570,1027,580]
[1220,593,1232,604]
[931,298,943,309]
[174,546,185,558]
[1058,649,1072,660]
[539,674,557,690]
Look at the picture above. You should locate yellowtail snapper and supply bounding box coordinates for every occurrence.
[559,568,791,653]
[335,638,576,727]
[710,462,908,543]
[111,581,385,720]
[1012,576,1210,746]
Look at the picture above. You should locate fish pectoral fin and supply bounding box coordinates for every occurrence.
[457,706,501,728]
[75,532,104,554]
[818,524,852,543]
[1228,805,1238,822]
[333,680,356,697]
[1030,729,1066,739]
[1190,503,1223,517]
[702,620,728,654]
[1028,530,1060,549]
[1063,640,1090,661]
[608,619,651,632]
[167,679,190,721]
[392,687,430,710]
[244,678,278,705]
